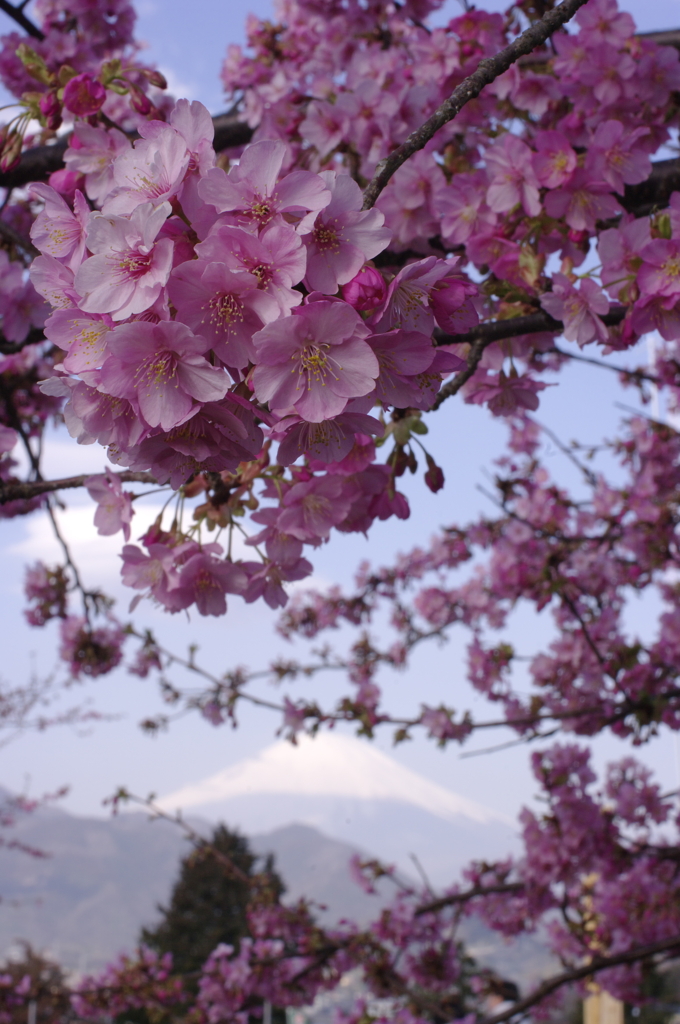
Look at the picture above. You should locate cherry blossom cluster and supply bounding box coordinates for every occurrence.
[29,98,475,618]
[0,0,167,165]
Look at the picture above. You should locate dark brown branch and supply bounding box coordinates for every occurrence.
[0,470,157,503]
[416,881,525,916]
[361,0,590,209]
[479,934,680,1024]
[0,327,45,354]
[0,0,44,39]
[0,113,254,191]
[623,157,680,217]
[0,216,38,257]
[431,306,628,410]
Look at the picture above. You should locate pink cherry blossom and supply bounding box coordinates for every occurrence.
[304,172,391,294]
[85,468,134,540]
[75,201,174,320]
[102,122,190,216]
[99,320,229,430]
[252,300,379,422]
[540,273,610,346]
[195,220,305,315]
[30,184,89,272]
[485,134,541,218]
[532,131,577,189]
[198,139,330,234]
[168,261,279,370]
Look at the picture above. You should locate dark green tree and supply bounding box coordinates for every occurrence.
[141,824,284,979]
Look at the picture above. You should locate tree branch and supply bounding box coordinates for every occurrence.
[0,113,254,191]
[416,881,525,916]
[431,306,628,410]
[479,935,680,1024]
[361,0,590,209]
[0,0,44,39]
[0,470,157,503]
[0,327,45,354]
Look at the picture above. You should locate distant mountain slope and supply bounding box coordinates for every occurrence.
[0,807,553,990]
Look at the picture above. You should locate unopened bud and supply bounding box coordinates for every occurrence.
[127,82,152,116]
[0,130,23,173]
[341,264,387,312]
[38,89,62,131]
[15,43,52,86]
[142,69,168,90]
[62,73,106,116]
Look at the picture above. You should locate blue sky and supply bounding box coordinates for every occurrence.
[0,0,678,844]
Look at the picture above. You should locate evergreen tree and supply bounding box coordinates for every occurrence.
[142,825,284,979]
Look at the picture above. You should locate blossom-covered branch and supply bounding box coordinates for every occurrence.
[362,0,592,208]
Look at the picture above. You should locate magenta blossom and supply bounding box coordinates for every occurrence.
[637,239,680,299]
[341,265,387,312]
[168,261,279,370]
[485,134,541,217]
[304,172,391,294]
[62,73,106,116]
[540,273,610,346]
[75,201,173,321]
[532,131,577,189]
[465,369,549,416]
[85,469,134,541]
[543,168,622,233]
[372,256,451,335]
[277,475,358,541]
[252,300,378,422]
[99,320,229,431]
[368,330,440,407]
[241,558,313,610]
[276,411,382,465]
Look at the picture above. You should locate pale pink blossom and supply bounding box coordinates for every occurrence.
[102,124,190,215]
[63,123,130,205]
[304,172,391,294]
[45,308,112,373]
[30,184,89,272]
[75,201,173,320]
[199,140,330,234]
[540,273,610,346]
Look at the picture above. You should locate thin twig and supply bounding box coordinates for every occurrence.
[362,0,590,208]
[478,934,680,1024]
[0,470,157,503]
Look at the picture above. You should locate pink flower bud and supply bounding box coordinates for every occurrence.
[62,74,106,116]
[48,167,85,202]
[127,82,152,115]
[38,89,62,131]
[0,130,22,173]
[341,264,387,311]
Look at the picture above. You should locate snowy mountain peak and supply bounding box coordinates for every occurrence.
[157,732,508,825]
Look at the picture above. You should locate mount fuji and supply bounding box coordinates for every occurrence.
[158,733,518,885]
